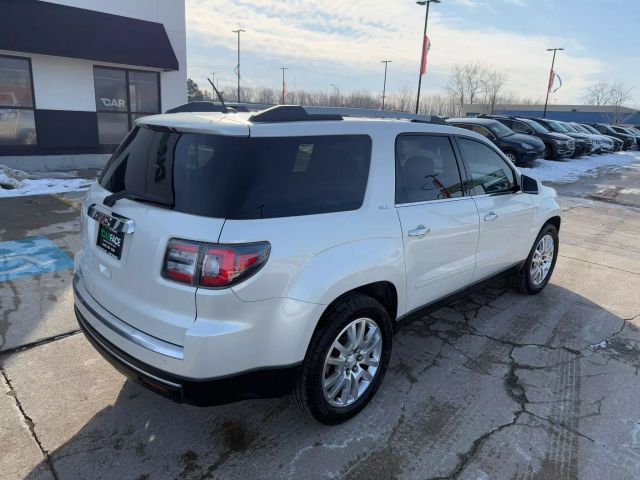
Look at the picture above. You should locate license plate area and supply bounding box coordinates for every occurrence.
[97,224,125,259]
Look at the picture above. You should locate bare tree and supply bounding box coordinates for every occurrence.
[445,63,491,116]
[393,83,413,113]
[445,65,466,115]
[582,81,614,106]
[482,70,507,114]
[463,62,487,105]
[609,80,634,124]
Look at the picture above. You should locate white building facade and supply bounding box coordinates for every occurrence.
[0,0,187,168]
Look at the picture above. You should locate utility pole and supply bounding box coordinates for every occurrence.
[280,67,288,104]
[543,47,563,118]
[415,0,440,114]
[232,29,245,103]
[380,60,392,110]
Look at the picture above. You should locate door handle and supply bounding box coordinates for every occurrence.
[408,225,431,238]
[484,212,499,222]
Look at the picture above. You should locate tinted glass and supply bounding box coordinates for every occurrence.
[487,121,513,138]
[0,56,33,107]
[0,109,36,145]
[524,120,548,133]
[511,121,532,134]
[94,68,127,112]
[100,128,372,219]
[457,137,515,195]
[129,71,159,113]
[97,113,129,144]
[396,135,463,203]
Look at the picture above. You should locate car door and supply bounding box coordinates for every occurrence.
[395,134,480,313]
[455,135,537,283]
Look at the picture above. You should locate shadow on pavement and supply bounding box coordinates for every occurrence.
[21,280,640,480]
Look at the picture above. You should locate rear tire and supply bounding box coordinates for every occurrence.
[293,294,393,424]
[511,223,559,295]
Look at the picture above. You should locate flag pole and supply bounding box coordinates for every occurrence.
[415,0,440,114]
[543,47,563,118]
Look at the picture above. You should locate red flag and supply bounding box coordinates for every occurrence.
[420,35,431,75]
[548,68,555,91]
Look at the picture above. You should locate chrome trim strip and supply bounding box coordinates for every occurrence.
[77,311,182,389]
[73,273,184,360]
[87,203,136,234]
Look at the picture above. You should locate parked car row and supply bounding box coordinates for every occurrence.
[446,114,637,167]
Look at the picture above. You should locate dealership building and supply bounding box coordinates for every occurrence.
[0,0,186,170]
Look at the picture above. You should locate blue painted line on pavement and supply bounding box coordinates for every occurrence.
[0,236,73,282]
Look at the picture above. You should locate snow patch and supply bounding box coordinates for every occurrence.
[1,163,94,198]
[519,151,640,183]
[0,164,29,189]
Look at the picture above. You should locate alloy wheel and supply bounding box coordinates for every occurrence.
[322,318,382,407]
[530,234,554,286]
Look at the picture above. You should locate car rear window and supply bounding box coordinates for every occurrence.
[99,126,372,219]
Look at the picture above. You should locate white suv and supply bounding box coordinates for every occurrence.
[73,106,561,424]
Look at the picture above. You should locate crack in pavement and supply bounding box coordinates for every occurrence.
[559,254,640,277]
[0,362,60,480]
[409,296,638,479]
[0,329,81,357]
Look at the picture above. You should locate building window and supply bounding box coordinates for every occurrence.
[0,55,36,145]
[94,67,159,145]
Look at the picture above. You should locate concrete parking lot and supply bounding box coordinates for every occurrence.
[2,160,640,480]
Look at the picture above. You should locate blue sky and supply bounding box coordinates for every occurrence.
[185,0,638,105]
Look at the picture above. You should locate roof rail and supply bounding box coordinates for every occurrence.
[248,105,343,123]
[247,105,447,125]
[304,106,447,125]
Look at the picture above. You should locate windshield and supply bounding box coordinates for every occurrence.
[99,126,372,219]
[571,124,589,134]
[522,119,548,133]
[582,124,600,135]
[563,123,578,133]
[547,121,569,133]
[487,121,513,138]
[598,124,616,134]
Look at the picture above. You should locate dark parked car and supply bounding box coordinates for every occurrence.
[527,118,592,157]
[478,114,575,160]
[446,117,545,166]
[586,123,637,151]
[568,123,614,153]
[580,123,624,151]
[612,126,640,149]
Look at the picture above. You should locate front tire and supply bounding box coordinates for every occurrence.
[294,294,393,424]
[504,150,519,165]
[512,223,559,294]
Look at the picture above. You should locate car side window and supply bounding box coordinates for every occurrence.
[395,135,464,204]
[471,125,493,138]
[511,121,531,134]
[457,137,516,195]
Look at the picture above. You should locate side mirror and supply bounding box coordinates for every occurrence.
[521,174,539,194]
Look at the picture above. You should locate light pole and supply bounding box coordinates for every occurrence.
[280,67,288,104]
[415,0,440,114]
[330,84,340,106]
[232,29,245,103]
[381,60,392,110]
[543,47,563,118]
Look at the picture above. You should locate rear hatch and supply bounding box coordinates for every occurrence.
[79,120,248,346]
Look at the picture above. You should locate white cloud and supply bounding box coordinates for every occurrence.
[185,0,605,102]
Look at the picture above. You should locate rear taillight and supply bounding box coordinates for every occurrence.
[162,239,200,284]
[162,239,270,288]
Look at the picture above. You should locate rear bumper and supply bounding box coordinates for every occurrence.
[75,303,301,406]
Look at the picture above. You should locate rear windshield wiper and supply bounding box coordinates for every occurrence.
[103,190,173,208]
